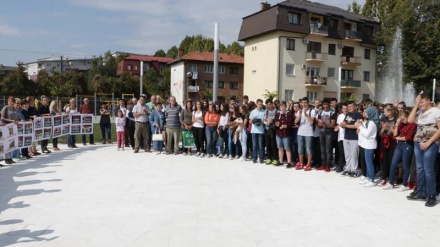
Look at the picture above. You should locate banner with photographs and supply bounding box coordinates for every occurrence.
[70,114,93,135]
[62,114,70,136]
[0,123,18,155]
[33,117,44,142]
[17,122,34,149]
[52,115,63,138]
[43,116,52,140]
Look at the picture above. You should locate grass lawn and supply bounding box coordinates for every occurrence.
[57,123,117,144]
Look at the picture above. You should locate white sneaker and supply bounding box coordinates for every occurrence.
[358,175,366,181]
[218,154,224,158]
[229,156,234,160]
[240,157,246,162]
[224,155,229,159]
[196,152,201,157]
[235,156,240,160]
[359,179,370,185]
[397,185,410,192]
[382,183,394,190]
[200,153,205,158]
[364,181,376,187]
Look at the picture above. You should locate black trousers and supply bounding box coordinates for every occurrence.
[41,139,48,151]
[193,127,205,153]
[381,138,396,180]
[128,120,135,148]
[264,129,277,160]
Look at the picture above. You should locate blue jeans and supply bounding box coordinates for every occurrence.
[414,142,438,197]
[252,133,264,161]
[364,148,375,181]
[100,123,111,139]
[68,135,76,147]
[152,141,163,152]
[228,128,235,156]
[240,129,248,158]
[205,126,216,155]
[388,141,413,186]
[297,135,313,156]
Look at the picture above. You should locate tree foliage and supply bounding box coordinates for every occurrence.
[347,1,362,14]
[154,49,166,57]
[0,63,39,96]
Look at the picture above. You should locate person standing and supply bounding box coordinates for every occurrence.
[1,97,23,164]
[149,102,166,154]
[274,102,293,167]
[181,100,193,156]
[192,101,205,157]
[356,107,378,187]
[249,99,266,164]
[407,93,440,207]
[316,99,336,171]
[264,99,278,165]
[99,103,112,144]
[79,98,95,145]
[165,96,182,155]
[339,101,362,177]
[38,95,51,153]
[334,103,348,173]
[126,101,136,149]
[66,98,78,148]
[115,110,126,151]
[49,100,61,151]
[204,103,220,158]
[294,97,316,171]
[132,95,150,153]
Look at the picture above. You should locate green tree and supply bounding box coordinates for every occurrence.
[347,0,362,14]
[1,63,38,96]
[154,49,166,57]
[166,46,179,59]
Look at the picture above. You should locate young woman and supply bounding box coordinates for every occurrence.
[66,98,78,148]
[20,100,32,159]
[26,96,40,156]
[115,110,126,151]
[356,107,378,187]
[217,103,230,158]
[1,97,23,164]
[274,101,293,166]
[100,103,112,144]
[180,100,193,156]
[407,93,440,207]
[290,102,301,166]
[236,105,249,161]
[149,102,166,154]
[382,110,416,191]
[204,103,220,158]
[379,105,398,186]
[192,101,205,157]
[49,100,61,151]
[228,105,239,159]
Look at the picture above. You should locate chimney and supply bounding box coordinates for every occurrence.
[177,49,184,58]
[260,2,271,11]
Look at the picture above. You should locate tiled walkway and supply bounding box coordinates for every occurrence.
[1,145,439,247]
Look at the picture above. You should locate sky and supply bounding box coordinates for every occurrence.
[0,0,365,66]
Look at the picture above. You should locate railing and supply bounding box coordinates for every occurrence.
[305,76,327,85]
[340,80,361,88]
[340,56,362,65]
[187,85,199,92]
[345,30,362,40]
[310,24,329,36]
[305,52,328,61]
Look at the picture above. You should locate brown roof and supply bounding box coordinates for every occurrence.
[169,51,244,65]
[125,55,174,63]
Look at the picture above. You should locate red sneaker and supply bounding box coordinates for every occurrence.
[304,165,312,171]
[295,163,303,170]
[316,165,324,171]
[325,167,331,172]
[407,182,415,190]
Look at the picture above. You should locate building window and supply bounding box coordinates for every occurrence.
[306,67,320,77]
[307,91,318,101]
[307,42,321,53]
[230,67,239,75]
[330,19,338,30]
[327,68,335,78]
[288,12,300,24]
[363,94,370,100]
[285,90,294,101]
[204,80,213,88]
[286,39,295,50]
[219,66,225,74]
[328,44,336,55]
[204,65,213,73]
[188,64,197,72]
[127,65,132,71]
[341,69,354,80]
[364,49,371,60]
[134,65,138,71]
[160,67,166,72]
[364,71,370,82]
[230,82,239,90]
[286,64,295,76]
[218,81,224,89]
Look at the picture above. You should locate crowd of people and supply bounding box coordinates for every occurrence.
[2,93,440,207]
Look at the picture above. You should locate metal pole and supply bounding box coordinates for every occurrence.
[140,61,144,96]
[433,79,437,102]
[337,67,342,102]
[213,23,219,102]
[94,92,97,121]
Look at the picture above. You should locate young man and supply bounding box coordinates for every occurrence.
[79,98,95,145]
[339,101,362,177]
[294,97,316,171]
[274,102,293,167]
[249,99,266,163]
[334,103,348,172]
[264,99,278,165]
[38,95,51,153]
[317,99,336,171]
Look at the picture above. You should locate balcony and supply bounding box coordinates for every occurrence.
[340,56,362,66]
[309,24,328,36]
[345,30,362,41]
[340,80,361,89]
[305,76,327,87]
[305,52,328,62]
[187,85,199,93]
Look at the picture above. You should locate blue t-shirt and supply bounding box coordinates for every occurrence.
[344,111,362,140]
[249,108,265,134]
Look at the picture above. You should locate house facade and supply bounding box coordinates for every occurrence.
[238,0,381,102]
[169,51,244,104]
[24,57,93,80]
[116,55,174,77]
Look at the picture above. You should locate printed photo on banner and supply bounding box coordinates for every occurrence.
[34,117,43,129]
[43,128,52,139]
[24,136,33,147]
[82,125,93,134]
[71,125,81,134]
[17,123,24,135]
[53,115,62,127]
[18,136,23,148]
[24,122,33,134]
[62,115,70,124]
[53,126,62,138]
[17,121,34,149]
[62,125,70,135]
[0,142,4,155]
[71,114,81,124]
[82,114,93,124]
[44,116,52,128]
[34,129,43,141]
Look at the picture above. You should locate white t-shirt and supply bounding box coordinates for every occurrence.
[297,108,317,137]
[358,121,377,149]
[219,112,229,127]
[337,113,346,142]
[417,107,440,125]
[192,111,204,128]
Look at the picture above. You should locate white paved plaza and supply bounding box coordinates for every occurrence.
[1,144,439,247]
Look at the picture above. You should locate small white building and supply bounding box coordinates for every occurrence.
[24,56,93,80]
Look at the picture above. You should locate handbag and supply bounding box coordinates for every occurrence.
[182,130,196,148]
[152,128,163,141]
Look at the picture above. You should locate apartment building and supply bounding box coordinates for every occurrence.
[24,56,93,80]
[238,0,380,102]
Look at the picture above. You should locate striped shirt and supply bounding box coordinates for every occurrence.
[165,104,182,128]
